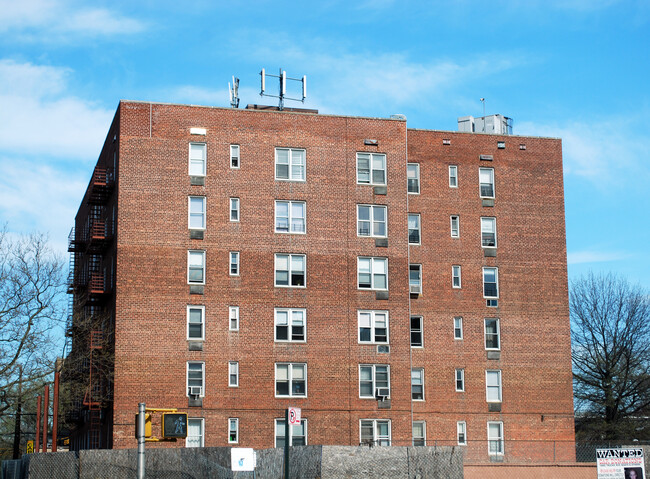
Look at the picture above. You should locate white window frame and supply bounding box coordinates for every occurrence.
[186,361,205,397]
[188,250,205,285]
[357,257,388,290]
[483,267,499,300]
[275,200,306,234]
[485,318,500,351]
[228,418,239,444]
[455,368,465,392]
[454,316,463,340]
[275,418,307,447]
[359,364,390,399]
[187,305,205,341]
[275,363,307,398]
[449,165,458,188]
[189,143,206,177]
[360,419,391,446]
[275,147,306,181]
[188,196,206,230]
[481,217,497,248]
[452,265,462,289]
[409,264,422,294]
[486,370,502,402]
[274,308,306,343]
[230,197,240,222]
[230,251,240,276]
[356,152,387,186]
[357,204,387,238]
[357,310,389,344]
[411,368,424,401]
[229,306,239,331]
[410,316,423,348]
[408,213,421,245]
[407,163,420,194]
[457,421,467,446]
[230,144,240,169]
[480,167,495,199]
[186,418,204,448]
[274,254,306,288]
[412,421,426,446]
[450,215,460,238]
[488,421,504,455]
[229,361,239,387]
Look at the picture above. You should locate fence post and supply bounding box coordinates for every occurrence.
[137,403,145,479]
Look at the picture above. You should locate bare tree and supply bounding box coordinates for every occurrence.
[571,272,650,440]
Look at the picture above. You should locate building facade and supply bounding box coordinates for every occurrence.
[64,101,575,462]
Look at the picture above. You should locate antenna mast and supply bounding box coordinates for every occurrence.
[229,77,240,108]
[259,68,307,111]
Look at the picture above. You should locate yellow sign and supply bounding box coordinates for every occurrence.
[26,440,34,454]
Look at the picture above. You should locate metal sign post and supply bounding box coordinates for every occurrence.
[284,409,290,479]
[137,403,145,479]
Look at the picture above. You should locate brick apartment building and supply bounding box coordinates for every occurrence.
[63,100,575,462]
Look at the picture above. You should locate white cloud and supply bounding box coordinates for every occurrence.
[568,250,630,265]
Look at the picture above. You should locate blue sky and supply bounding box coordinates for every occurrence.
[0,0,648,289]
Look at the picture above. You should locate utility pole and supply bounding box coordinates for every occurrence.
[12,366,22,459]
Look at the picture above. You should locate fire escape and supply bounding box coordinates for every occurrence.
[67,166,115,449]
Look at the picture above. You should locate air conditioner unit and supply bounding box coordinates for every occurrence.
[375,387,390,399]
[189,386,203,397]
[410,284,421,295]
[376,345,390,354]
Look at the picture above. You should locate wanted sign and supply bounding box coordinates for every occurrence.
[597,448,646,479]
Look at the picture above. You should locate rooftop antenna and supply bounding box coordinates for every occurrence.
[259,68,307,111]
[480,98,486,132]
[229,77,240,108]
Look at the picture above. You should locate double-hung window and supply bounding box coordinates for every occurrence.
[188,251,205,284]
[357,257,387,290]
[488,422,504,455]
[486,370,502,402]
[360,419,391,446]
[408,214,421,244]
[187,361,205,397]
[409,264,422,294]
[457,421,467,446]
[275,148,305,181]
[275,419,307,447]
[186,418,204,448]
[230,198,240,222]
[407,163,420,194]
[449,165,458,188]
[411,368,424,400]
[410,316,423,347]
[456,369,465,392]
[485,318,500,350]
[450,215,460,238]
[454,317,463,340]
[358,310,388,344]
[412,421,426,446]
[275,254,306,287]
[359,364,389,398]
[228,418,239,444]
[275,201,306,234]
[480,167,495,198]
[187,305,205,340]
[229,306,239,331]
[275,308,306,342]
[483,267,499,306]
[452,265,462,288]
[229,362,239,387]
[189,143,206,177]
[230,252,240,276]
[356,152,386,185]
[481,217,497,247]
[357,205,387,237]
[275,363,306,397]
[230,145,240,169]
[189,197,206,230]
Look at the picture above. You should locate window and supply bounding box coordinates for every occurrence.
[229,362,239,387]
[275,308,306,342]
[407,163,420,194]
[483,267,499,305]
[230,252,239,276]
[275,201,306,234]
[226,306,239,331]
[188,197,206,230]
[412,421,426,446]
[187,305,205,340]
[409,264,422,294]
[410,316,423,347]
[481,217,496,247]
[275,254,306,287]
[457,421,467,446]
[360,419,391,446]
[230,198,240,222]
[275,148,305,181]
[275,419,307,447]
[275,363,306,397]
[488,422,504,455]
[486,370,502,402]
[456,369,465,392]
[485,318,500,350]
[189,143,206,177]
[411,368,424,400]
[359,364,389,398]
[450,215,460,238]
[228,418,239,444]
[357,205,387,237]
[408,214,421,244]
[449,165,458,188]
[358,310,389,344]
[186,418,204,448]
[356,152,386,185]
[454,317,463,340]
[452,265,462,288]
[479,167,495,198]
[230,144,240,169]
[187,361,205,397]
[188,251,205,284]
[357,257,388,290]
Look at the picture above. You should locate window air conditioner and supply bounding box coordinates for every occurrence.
[189,386,203,397]
[410,284,421,294]
[375,387,390,399]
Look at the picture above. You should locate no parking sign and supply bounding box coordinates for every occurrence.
[288,407,301,425]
